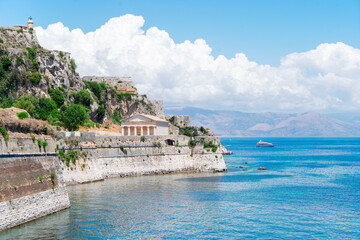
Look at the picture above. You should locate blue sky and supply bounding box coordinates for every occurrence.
[0,0,359,66]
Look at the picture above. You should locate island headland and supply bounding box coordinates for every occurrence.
[0,18,228,231]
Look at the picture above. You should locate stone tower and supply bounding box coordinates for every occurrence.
[27,16,33,29]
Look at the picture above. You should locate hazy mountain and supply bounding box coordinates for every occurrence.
[165,107,360,137]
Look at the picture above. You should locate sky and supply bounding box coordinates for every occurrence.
[1,0,360,113]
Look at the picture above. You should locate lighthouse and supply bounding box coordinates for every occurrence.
[27,16,33,29]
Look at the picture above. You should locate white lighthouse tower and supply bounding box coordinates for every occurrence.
[27,16,33,29]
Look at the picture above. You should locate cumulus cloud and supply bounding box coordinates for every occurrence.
[35,14,360,112]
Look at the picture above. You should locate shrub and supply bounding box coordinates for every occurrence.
[39,176,43,182]
[50,173,55,186]
[16,57,24,66]
[27,47,36,60]
[112,110,122,125]
[30,134,36,142]
[38,98,57,120]
[61,104,88,130]
[72,90,92,107]
[188,140,196,147]
[141,136,145,142]
[58,149,65,159]
[99,82,106,90]
[0,127,9,140]
[14,96,39,118]
[116,93,133,101]
[31,59,39,71]
[211,146,217,153]
[30,72,41,85]
[37,139,43,147]
[84,81,101,100]
[1,57,12,71]
[0,97,14,108]
[49,88,65,107]
[96,105,105,121]
[179,127,199,137]
[68,150,78,164]
[70,58,77,73]
[17,112,29,119]
[49,54,55,60]
[200,126,208,134]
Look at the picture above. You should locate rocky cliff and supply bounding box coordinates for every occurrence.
[0,26,164,126]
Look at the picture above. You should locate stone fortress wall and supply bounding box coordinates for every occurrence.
[167,115,191,127]
[82,76,135,92]
[56,132,227,185]
[0,136,70,232]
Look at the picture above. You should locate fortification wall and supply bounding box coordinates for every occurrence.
[56,134,227,185]
[167,115,191,127]
[82,76,134,89]
[0,187,70,232]
[0,135,70,232]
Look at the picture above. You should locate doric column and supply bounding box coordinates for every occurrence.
[140,126,143,136]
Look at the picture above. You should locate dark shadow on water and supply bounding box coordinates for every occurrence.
[176,173,292,183]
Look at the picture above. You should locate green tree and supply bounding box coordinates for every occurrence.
[38,98,57,120]
[49,88,65,107]
[72,90,92,107]
[14,96,39,118]
[61,104,88,130]
[0,97,14,108]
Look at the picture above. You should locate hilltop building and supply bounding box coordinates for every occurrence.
[167,115,190,127]
[12,17,33,30]
[121,114,169,136]
[82,76,137,94]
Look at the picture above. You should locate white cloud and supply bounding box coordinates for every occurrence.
[35,14,360,112]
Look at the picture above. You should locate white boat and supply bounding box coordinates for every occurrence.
[256,140,274,147]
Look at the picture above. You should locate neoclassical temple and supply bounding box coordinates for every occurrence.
[121,114,169,136]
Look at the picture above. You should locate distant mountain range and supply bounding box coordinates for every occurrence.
[165,107,360,137]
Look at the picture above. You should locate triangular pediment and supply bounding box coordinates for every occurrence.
[123,114,154,123]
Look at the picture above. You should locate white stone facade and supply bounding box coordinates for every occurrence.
[121,114,169,136]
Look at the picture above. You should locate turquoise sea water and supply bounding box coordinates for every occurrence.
[2,137,360,239]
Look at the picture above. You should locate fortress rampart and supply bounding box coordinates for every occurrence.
[0,136,70,232]
[56,133,227,185]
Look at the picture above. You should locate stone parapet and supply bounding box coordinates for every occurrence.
[0,187,70,232]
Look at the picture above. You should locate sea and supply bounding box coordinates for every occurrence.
[1,137,360,239]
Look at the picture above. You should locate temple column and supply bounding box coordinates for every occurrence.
[140,127,143,136]
[144,126,148,136]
